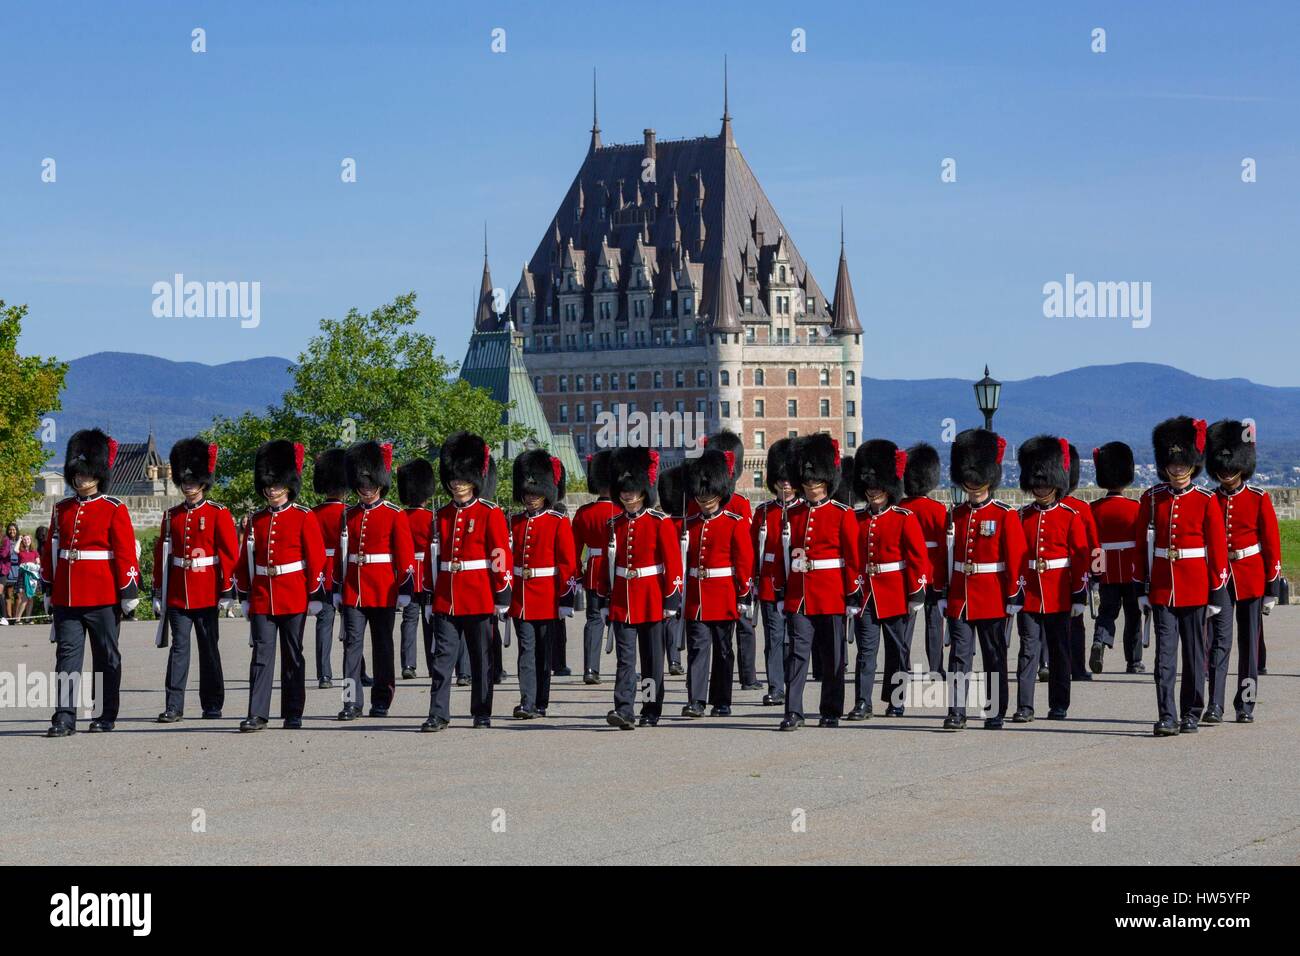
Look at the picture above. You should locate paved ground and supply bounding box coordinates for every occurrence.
[1,609,1297,865]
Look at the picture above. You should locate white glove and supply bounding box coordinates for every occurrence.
[600,607,609,625]
[151,598,162,616]
[1071,604,1086,618]
[1263,596,1277,615]
[121,598,139,614]
[846,605,862,618]
[396,594,411,609]
[1005,604,1020,615]
[1138,595,1150,612]
[494,605,509,621]
[308,600,323,616]
[332,592,342,608]
[559,606,573,618]
[937,599,947,616]
[240,601,250,618]
[665,608,678,619]
[1206,604,1222,618]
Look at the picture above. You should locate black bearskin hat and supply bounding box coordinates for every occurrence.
[610,446,660,508]
[586,448,614,495]
[950,428,1005,490]
[657,464,687,518]
[793,433,841,489]
[346,441,393,496]
[704,429,744,465]
[1067,443,1082,494]
[313,448,348,495]
[483,455,499,502]
[438,431,492,496]
[169,437,217,491]
[254,440,304,501]
[396,458,436,507]
[764,438,797,495]
[832,456,858,508]
[513,449,564,508]
[1152,416,1206,482]
[1092,442,1135,490]
[1017,435,1070,497]
[903,442,941,498]
[64,428,115,493]
[1205,420,1256,482]
[687,448,733,504]
[853,439,907,504]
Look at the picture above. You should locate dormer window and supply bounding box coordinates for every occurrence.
[779,265,787,283]
[684,296,693,316]
[743,296,752,313]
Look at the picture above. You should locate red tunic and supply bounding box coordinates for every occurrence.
[508,508,579,620]
[571,498,620,591]
[595,508,683,626]
[404,507,433,595]
[1018,502,1090,614]
[338,500,415,608]
[899,494,948,590]
[235,503,328,616]
[854,505,930,618]
[945,497,1027,622]
[1090,492,1140,584]
[312,499,347,594]
[1133,484,1229,607]
[40,494,141,607]
[751,498,800,603]
[1214,484,1281,601]
[774,497,861,616]
[152,499,240,609]
[427,498,512,617]
[684,509,754,622]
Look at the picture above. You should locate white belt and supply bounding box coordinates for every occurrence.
[924,540,940,548]
[348,553,391,564]
[616,563,664,579]
[441,559,489,571]
[1155,547,1205,561]
[325,548,336,557]
[1229,543,1260,561]
[689,566,733,579]
[1101,541,1135,551]
[172,555,216,569]
[59,549,113,560]
[1028,557,1069,572]
[791,557,844,572]
[955,561,1005,575]
[513,566,556,579]
[414,551,426,561]
[255,561,303,577]
[864,561,904,575]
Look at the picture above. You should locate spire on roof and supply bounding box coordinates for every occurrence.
[830,214,862,334]
[720,55,735,148]
[590,68,601,152]
[475,226,497,332]
[705,260,741,331]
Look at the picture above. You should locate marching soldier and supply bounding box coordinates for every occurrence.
[508,450,579,719]
[657,464,688,678]
[594,446,683,729]
[236,440,328,732]
[900,443,948,680]
[336,441,415,720]
[752,438,799,707]
[397,458,436,680]
[1088,442,1144,674]
[847,440,929,720]
[1136,417,1230,737]
[572,451,618,685]
[774,434,863,730]
[42,429,141,736]
[154,438,239,722]
[1062,444,1101,681]
[422,432,512,731]
[1012,437,1089,722]
[311,449,348,689]
[942,429,1026,731]
[1204,420,1281,724]
[679,449,755,718]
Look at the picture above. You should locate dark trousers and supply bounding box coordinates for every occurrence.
[735,612,758,685]
[515,617,556,711]
[707,620,739,707]
[684,619,713,704]
[491,618,505,680]
[163,606,224,714]
[400,602,421,673]
[1208,590,1262,717]
[51,605,120,728]
[1016,611,1071,713]
[552,617,569,673]
[947,615,1010,720]
[851,607,879,705]
[1069,613,1088,678]
[247,612,307,721]
[613,620,664,719]
[1152,603,1206,723]
[665,614,683,669]
[1094,582,1142,664]
[314,600,337,681]
[341,605,396,712]
[760,600,786,695]
[857,602,912,709]
[583,589,604,674]
[430,613,494,720]
[904,588,945,677]
[784,610,845,720]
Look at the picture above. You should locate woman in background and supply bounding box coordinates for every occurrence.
[1,522,20,624]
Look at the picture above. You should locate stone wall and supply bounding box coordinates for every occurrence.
[16,494,184,534]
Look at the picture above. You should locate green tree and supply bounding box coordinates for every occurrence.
[205,293,527,514]
[0,301,67,525]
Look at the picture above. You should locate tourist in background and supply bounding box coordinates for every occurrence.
[2,522,20,623]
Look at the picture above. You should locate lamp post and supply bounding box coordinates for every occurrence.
[974,365,1001,432]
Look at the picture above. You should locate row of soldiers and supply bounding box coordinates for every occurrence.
[40,413,1280,737]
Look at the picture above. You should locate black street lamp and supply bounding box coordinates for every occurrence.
[974,365,1001,431]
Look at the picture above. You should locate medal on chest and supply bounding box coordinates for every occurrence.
[980,520,997,537]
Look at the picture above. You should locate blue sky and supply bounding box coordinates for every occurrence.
[2,1,1297,384]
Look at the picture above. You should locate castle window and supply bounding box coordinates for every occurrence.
[546,305,552,320]
[721,401,731,418]
[654,371,663,389]
[544,334,555,350]
[664,329,675,344]
[807,297,815,313]
[752,470,763,487]
[611,373,620,389]
[533,376,542,393]
[576,432,586,451]
[675,370,684,387]
[820,398,831,417]
[565,334,576,349]
[684,328,694,343]
[684,297,693,316]
[675,400,685,413]
[787,369,797,386]
[653,400,663,413]
[522,306,530,322]
[847,432,857,448]
[600,332,611,348]
[846,370,856,386]
[745,326,756,343]
[696,370,708,387]
[776,328,791,344]
[559,375,568,392]
[559,404,569,423]
[847,400,856,416]
[819,369,830,386]
[619,331,628,345]
[593,374,603,390]
[754,399,765,418]
[593,402,604,416]
[754,430,766,450]
[743,296,753,313]
[585,332,593,347]
[576,404,586,422]
[779,266,787,283]
[787,399,798,416]
[720,370,730,386]
[576,375,585,391]
[696,399,706,413]
[628,373,638,389]
[788,430,797,439]
[755,369,765,386]
[599,301,611,320]
[636,330,647,346]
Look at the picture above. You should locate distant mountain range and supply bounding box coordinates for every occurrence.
[45,354,1300,483]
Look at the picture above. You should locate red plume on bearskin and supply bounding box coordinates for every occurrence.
[293,443,305,475]
[831,438,840,467]
[107,437,119,469]
[208,443,219,475]
[1092,447,1100,461]
[724,450,735,478]
[647,450,660,487]
[482,444,491,477]
[1058,438,1070,473]
[381,442,393,472]
[894,449,908,480]
[995,436,1007,464]
[1193,419,1207,453]
[551,455,563,487]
